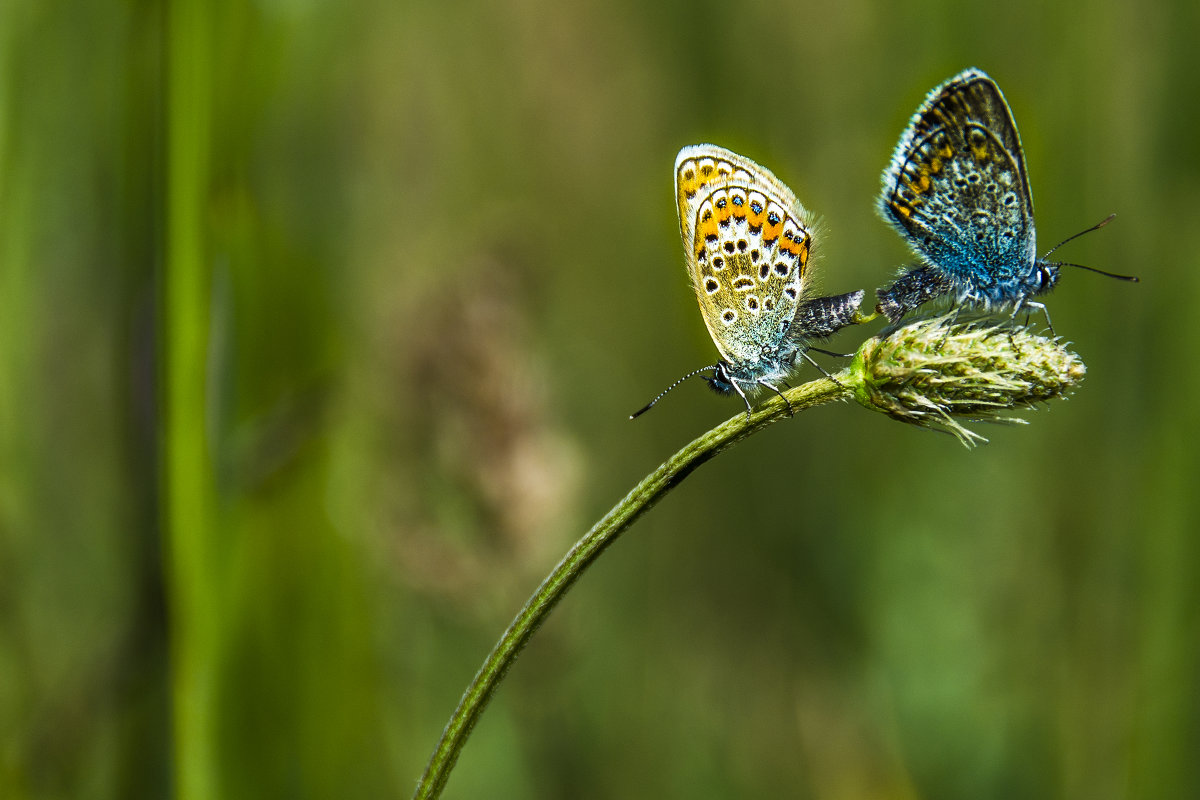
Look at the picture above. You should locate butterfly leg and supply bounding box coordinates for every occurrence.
[730,380,755,418]
[936,306,962,351]
[1005,300,1024,352]
[809,346,854,359]
[1025,301,1054,336]
[801,351,847,390]
[759,380,795,417]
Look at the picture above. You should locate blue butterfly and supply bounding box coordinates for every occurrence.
[875,68,1134,325]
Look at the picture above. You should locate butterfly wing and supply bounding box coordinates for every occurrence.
[675,145,814,366]
[878,69,1036,290]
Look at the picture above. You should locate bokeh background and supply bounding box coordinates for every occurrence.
[2,0,1197,798]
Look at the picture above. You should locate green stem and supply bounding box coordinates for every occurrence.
[164,1,219,798]
[412,374,852,799]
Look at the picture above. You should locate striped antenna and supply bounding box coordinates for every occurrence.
[629,366,716,419]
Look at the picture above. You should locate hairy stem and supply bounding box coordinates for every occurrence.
[412,374,851,799]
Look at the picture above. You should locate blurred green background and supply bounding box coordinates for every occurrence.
[2,0,1196,797]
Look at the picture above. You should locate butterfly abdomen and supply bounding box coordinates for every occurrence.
[794,290,867,339]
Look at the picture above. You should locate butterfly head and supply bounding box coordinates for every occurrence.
[705,361,736,395]
[1032,260,1061,297]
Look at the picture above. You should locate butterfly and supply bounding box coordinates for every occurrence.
[874,68,1134,326]
[632,144,864,418]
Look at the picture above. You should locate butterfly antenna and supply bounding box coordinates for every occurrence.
[1042,213,1116,257]
[1042,214,1139,282]
[1055,262,1140,282]
[629,366,716,419]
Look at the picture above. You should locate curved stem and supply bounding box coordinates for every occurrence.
[412,374,851,799]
